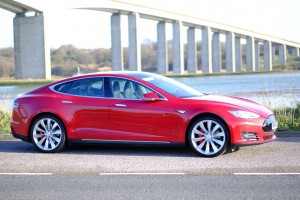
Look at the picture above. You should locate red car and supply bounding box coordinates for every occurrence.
[11,72,277,157]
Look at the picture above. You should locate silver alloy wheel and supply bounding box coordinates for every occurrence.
[191,119,226,156]
[32,118,62,151]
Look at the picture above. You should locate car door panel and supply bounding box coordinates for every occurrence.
[109,99,171,142]
[57,95,110,140]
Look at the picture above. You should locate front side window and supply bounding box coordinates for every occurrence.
[108,78,158,100]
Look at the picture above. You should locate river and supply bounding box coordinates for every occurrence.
[0,72,299,112]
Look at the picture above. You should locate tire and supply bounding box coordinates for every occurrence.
[30,114,66,153]
[188,116,229,157]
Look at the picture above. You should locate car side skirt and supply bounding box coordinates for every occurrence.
[68,139,185,147]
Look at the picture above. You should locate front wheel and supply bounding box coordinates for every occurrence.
[30,114,66,153]
[188,116,229,157]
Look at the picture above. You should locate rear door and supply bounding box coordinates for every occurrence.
[54,77,110,140]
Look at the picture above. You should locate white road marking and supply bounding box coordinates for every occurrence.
[234,173,300,176]
[100,172,185,176]
[0,173,52,176]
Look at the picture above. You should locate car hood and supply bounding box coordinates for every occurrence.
[186,94,273,117]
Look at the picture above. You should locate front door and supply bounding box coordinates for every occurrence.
[108,78,171,142]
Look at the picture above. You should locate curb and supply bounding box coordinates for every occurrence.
[0,131,300,141]
[275,131,300,137]
[0,134,17,141]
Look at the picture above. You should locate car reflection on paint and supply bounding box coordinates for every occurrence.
[11,71,277,157]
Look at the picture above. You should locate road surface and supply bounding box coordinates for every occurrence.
[0,136,299,199]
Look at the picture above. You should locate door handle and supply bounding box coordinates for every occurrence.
[61,100,73,104]
[115,104,126,107]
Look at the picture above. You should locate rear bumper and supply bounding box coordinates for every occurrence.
[11,132,31,143]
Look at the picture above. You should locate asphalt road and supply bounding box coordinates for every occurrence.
[0,137,299,199]
[0,174,299,199]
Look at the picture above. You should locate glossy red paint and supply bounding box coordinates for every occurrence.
[11,72,277,156]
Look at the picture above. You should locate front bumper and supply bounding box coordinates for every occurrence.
[229,115,277,146]
[231,134,277,147]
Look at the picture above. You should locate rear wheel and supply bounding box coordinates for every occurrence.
[30,114,66,153]
[188,116,229,157]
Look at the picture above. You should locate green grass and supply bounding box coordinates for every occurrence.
[273,104,300,131]
[0,109,11,134]
[0,76,65,86]
[0,79,54,86]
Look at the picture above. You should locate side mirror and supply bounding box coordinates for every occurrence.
[142,92,162,101]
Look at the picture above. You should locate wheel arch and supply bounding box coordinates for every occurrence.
[185,112,231,147]
[28,112,68,143]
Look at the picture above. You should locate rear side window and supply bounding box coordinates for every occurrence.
[53,77,104,97]
[54,81,73,93]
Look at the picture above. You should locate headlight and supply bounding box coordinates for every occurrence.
[228,110,260,119]
[263,115,277,132]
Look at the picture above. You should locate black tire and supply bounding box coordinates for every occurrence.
[188,116,229,157]
[30,114,66,153]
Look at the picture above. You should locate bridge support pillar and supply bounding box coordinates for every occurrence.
[111,13,123,71]
[187,27,197,74]
[212,32,221,73]
[201,27,212,74]
[226,32,235,72]
[235,37,242,72]
[246,36,255,72]
[263,40,272,71]
[279,44,286,65]
[255,41,260,71]
[272,46,276,64]
[128,12,141,71]
[172,21,184,74]
[13,13,50,79]
[292,47,299,57]
[157,21,168,74]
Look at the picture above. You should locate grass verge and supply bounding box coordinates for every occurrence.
[0,76,64,86]
[0,79,54,86]
[273,104,300,131]
[0,109,11,134]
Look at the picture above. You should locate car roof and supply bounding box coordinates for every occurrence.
[50,71,155,86]
[84,71,152,76]
[73,71,151,78]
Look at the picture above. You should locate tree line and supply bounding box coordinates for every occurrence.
[1,39,253,78]
[0,39,219,78]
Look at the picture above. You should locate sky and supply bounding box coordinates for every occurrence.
[0,0,300,49]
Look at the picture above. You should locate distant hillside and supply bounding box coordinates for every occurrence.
[0,40,299,78]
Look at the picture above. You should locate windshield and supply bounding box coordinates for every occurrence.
[135,73,204,98]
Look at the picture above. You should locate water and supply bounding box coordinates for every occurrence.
[1,72,299,111]
[173,72,300,109]
[0,84,39,112]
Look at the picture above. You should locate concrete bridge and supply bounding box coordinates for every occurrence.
[0,0,50,79]
[1,0,300,79]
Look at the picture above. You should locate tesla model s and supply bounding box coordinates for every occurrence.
[11,72,277,157]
